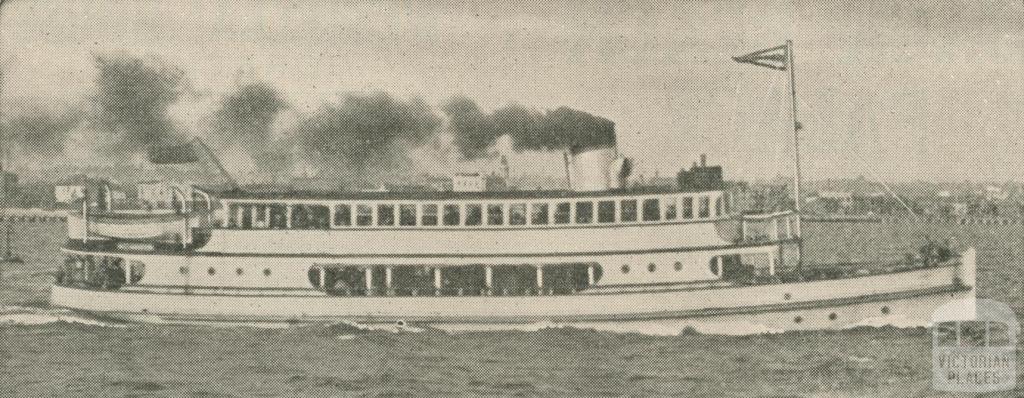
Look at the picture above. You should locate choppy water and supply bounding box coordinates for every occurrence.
[1,221,1022,397]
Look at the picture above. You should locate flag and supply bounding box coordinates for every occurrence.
[733,44,788,71]
[147,143,200,164]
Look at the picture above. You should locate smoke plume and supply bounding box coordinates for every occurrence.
[442,97,616,159]
[212,82,287,150]
[442,97,503,159]
[293,92,441,184]
[91,55,187,155]
[527,106,616,152]
[4,109,83,157]
[210,82,290,179]
[4,53,620,189]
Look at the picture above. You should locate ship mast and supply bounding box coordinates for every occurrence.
[785,40,802,238]
[0,0,11,277]
[733,40,804,271]
[0,0,9,259]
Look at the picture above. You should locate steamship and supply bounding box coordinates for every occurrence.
[50,144,975,334]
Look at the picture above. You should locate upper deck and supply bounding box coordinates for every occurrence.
[216,187,733,231]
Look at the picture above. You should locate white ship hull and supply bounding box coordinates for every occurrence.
[50,249,975,335]
[52,184,976,335]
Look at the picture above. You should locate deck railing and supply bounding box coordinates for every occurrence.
[739,211,799,243]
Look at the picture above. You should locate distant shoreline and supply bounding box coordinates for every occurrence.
[804,215,1021,225]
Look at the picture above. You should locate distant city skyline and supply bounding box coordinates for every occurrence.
[2,0,1022,182]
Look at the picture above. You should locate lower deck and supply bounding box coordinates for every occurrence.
[50,249,974,326]
[57,239,800,297]
[50,263,972,334]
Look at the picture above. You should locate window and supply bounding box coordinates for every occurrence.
[715,197,723,217]
[699,197,711,218]
[268,204,288,229]
[422,204,439,226]
[664,199,678,220]
[620,200,638,222]
[598,200,616,223]
[289,205,305,229]
[465,204,483,226]
[554,202,571,224]
[334,204,352,226]
[255,205,267,226]
[399,204,417,226]
[722,192,731,214]
[356,205,373,226]
[236,268,244,276]
[228,204,241,228]
[642,199,661,221]
[621,264,630,274]
[509,204,527,225]
[682,197,694,219]
[674,261,683,271]
[531,203,549,225]
[308,205,331,229]
[208,267,216,276]
[263,268,272,277]
[487,204,505,225]
[648,263,656,272]
[575,201,594,224]
[377,204,395,226]
[240,205,254,229]
[443,204,461,226]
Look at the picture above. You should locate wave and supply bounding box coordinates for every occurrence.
[0,305,128,328]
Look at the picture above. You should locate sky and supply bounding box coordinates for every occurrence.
[1,0,1022,182]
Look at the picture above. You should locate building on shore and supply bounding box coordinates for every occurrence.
[54,175,128,210]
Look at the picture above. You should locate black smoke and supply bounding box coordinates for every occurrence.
[293,92,441,182]
[441,97,503,159]
[4,53,620,186]
[529,106,616,152]
[4,109,83,157]
[212,82,287,150]
[442,97,616,159]
[211,82,290,178]
[91,55,187,155]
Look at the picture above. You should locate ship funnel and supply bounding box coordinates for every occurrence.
[570,146,629,191]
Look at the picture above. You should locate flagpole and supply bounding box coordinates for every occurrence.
[786,40,804,268]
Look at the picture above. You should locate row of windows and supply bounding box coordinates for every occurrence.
[226,194,728,229]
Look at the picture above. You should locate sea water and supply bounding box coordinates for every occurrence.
[1,222,1021,396]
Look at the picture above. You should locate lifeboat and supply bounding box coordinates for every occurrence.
[67,210,211,243]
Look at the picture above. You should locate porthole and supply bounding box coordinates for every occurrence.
[881,306,891,315]
[179,266,189,275]
[236,268,244,276]
[708,257,722,277]
[621,264,630,274]
[207,267,216,276]
[793,316,803,324]
[674,261,683,271]
[263,268,272,277]
[647,263,656,272]
[783,293,792,301]
[828,313,838,321]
